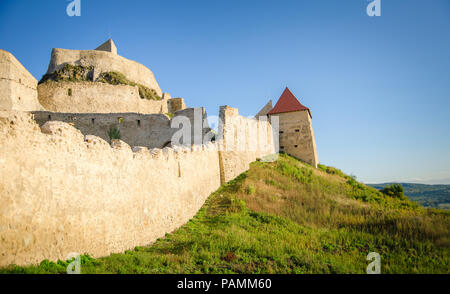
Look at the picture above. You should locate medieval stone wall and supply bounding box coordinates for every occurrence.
[0,104,278,266]
[37,81,169,114]
[46,48,162,96]
[0,49,287,267]
[218,106,276,183]
[0,50,43,111]
[0,111,221,267]
[32,108,210,149]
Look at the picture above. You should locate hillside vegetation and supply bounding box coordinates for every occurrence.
[2,154,449,274]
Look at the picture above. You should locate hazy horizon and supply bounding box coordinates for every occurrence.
[365,178,450,186]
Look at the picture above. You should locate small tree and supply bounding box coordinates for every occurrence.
[380,183,406,200]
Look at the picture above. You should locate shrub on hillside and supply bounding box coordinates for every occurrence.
[380,184,407,200]
[318,164,347,178]
[245,184,255,195]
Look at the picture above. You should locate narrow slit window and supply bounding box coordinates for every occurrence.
[91,118,95,124]
[295,129,300,132]
[137,120,141,127]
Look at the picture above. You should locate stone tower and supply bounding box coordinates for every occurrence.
[267,87,318,167]
[95,38,117,55]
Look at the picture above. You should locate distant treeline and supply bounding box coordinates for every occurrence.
[369,183,450,210]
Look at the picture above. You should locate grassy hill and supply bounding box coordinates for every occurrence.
[369,183,450,210]
[2,154,449,274]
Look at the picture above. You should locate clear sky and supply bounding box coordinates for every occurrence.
[1,0,449,184]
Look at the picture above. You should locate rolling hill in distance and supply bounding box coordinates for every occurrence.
[369,183,450,210]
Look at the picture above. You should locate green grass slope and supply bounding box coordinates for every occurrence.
[2,154,449,274]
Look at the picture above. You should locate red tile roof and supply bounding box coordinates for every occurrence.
[267,87,311,118]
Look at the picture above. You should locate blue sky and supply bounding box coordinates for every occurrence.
[1,0,449,184]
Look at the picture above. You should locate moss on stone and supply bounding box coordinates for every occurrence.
[39,64,94,84]
[97,71,161,101]
[40,67,161,101]
[164,113,175,119]
[96,71,128,86]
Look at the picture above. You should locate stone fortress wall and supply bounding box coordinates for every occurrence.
[32,107,211,149]
[46,47,163,96]
[0,48,278,266]
[0,44,320,266]
[0,50,43,111]
[0,111,221,266]
[218,106,276,183]
[37,81,170,114]
[0,106,275,266]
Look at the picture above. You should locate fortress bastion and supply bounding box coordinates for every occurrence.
[45,39,162,96]
[38,39,184,115]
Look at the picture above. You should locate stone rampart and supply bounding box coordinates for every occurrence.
[0,105,277,266]
[37,81,168,114]
[46,48,162,96]
[0,111,220,266]
[32,108,210,149]
[218,106,276,183]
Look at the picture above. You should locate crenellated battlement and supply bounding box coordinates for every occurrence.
[38,118,219,162]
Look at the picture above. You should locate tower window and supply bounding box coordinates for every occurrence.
[137,120,141,127]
